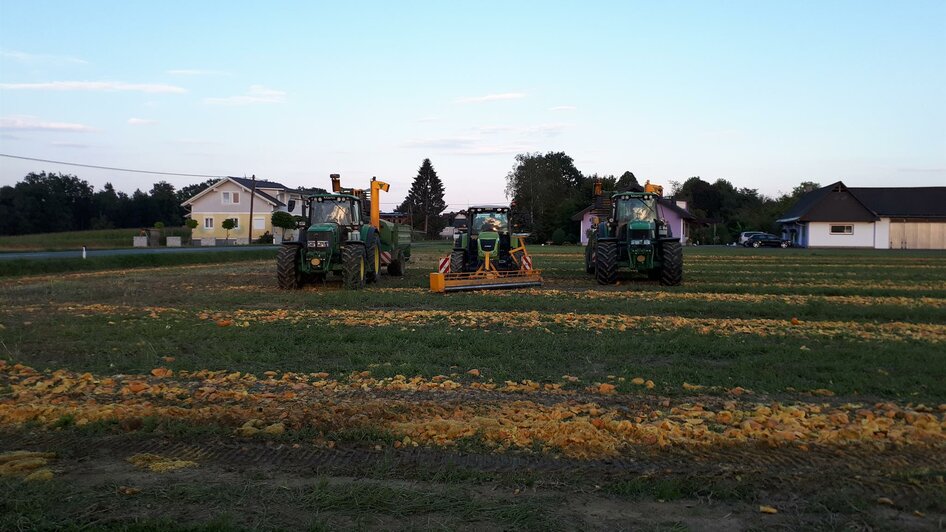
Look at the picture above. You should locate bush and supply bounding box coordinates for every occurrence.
[550,228,568,245]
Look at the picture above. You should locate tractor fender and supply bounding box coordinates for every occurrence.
[595,237,620,243]
[657,237,680,243]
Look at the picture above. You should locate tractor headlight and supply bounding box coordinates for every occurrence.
[348,231,360,242]
[642,239,650,245]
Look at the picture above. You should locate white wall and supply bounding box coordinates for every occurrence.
[807,221,876,248]
[873,218,890,249]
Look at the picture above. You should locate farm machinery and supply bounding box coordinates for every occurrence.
[585,181,683,286]
[277,174,411,290]
[430,205,543,293]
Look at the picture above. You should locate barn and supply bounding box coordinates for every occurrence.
[777,181,946,249]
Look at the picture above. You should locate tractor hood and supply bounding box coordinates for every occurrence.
[476,231,500,258]
[306,223,341,254]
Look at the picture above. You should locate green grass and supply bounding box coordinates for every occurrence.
[1,245,944,401]
[0,248,276,277]
[0,227,197,252]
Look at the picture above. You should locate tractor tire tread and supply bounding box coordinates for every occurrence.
[276,245,302,290]
[595,241,618,285]
[342,244,366,290]
[659,240,683,286]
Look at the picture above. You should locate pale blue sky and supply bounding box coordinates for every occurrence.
[1,1,944,210]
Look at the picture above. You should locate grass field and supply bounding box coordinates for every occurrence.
[0,227,193,252]
[1,244,944,530]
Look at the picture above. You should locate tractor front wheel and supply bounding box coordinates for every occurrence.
[342,245,366,290]
[594,241,618,285]
[387,249,406,276]
[366,236,382,284]
[276,245,302,289]
[449,250,466,273]
[659,241,683,286]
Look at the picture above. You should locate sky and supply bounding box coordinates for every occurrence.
[1,1,944,211]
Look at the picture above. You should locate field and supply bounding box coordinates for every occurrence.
[0,227,192,252]
[1,243,944,530]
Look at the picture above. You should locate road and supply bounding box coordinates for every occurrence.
[0,245,278,261]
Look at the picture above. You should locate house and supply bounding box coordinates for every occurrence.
[572,198,698,245]
[777,181,946,249]
[181,177,305,245]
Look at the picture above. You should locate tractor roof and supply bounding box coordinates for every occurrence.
[612,191,657,200]
[307,193,360,201]
[469,205,509,211]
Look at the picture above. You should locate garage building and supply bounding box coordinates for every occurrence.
[777,181,946,249]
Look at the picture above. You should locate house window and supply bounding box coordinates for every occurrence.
[204,217,214,229]
[226,217,239,228]
[253,217,265,230]
[830,225,853,235]
[222,191,240,205]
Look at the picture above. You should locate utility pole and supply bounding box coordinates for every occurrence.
[247,174,257,244]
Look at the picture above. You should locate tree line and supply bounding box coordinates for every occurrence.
[0,172,216,236]
[2,158,818,244]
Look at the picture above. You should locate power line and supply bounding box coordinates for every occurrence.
[0,153,230,179]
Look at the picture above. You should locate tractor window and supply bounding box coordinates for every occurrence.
[615,198,656,223]
[471,212,509,234]
[310,200,355,225]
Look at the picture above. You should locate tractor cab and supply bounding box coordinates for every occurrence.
[460,206,513,267]
[611,193,669,242]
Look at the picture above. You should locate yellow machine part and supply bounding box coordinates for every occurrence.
[430,270,543,293]
[430,235,543,293]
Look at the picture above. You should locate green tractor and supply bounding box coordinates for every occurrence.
[277,175,410,290]
[585,188,683,286]
[450,206,522,272]
[437,205,542,291]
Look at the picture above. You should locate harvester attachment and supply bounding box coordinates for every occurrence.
[430,235,543,293]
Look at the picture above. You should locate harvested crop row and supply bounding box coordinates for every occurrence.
[1,362,943,460]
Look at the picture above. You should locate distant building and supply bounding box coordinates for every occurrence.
[777,181,946,249]
[181,177,305,245]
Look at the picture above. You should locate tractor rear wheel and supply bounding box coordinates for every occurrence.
[594,241,618,285]
[342,244,366,290]
[449,250,465,273]
[387,249,406,276]
[659,241,683,286]
[276,245,302,289]
[584,245,596,274]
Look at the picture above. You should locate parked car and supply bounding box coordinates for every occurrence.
[744,233,791,248]
[738,231,767,245]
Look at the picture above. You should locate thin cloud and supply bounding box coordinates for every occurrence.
[128,118,158,126]
[0,81,186,93]
[1,49,88,65]
[166,69,228,76]
[455,92,526,104]
[51,141,91,148]
[477,123,568,137]
[400,136,534,156]
[203,85,286,105]
[416,116,440,122]
[0,115,96,132]
[549,105,576,111]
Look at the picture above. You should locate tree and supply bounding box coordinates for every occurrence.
[150,181,181,226]
[271,211,297,240]
[615,171,640,191]
[397,159,447,238]
[221,218,236,243]
[505,152,585,242]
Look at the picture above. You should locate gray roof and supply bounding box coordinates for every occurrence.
[778,181,946,223]
[230,176,289,190]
